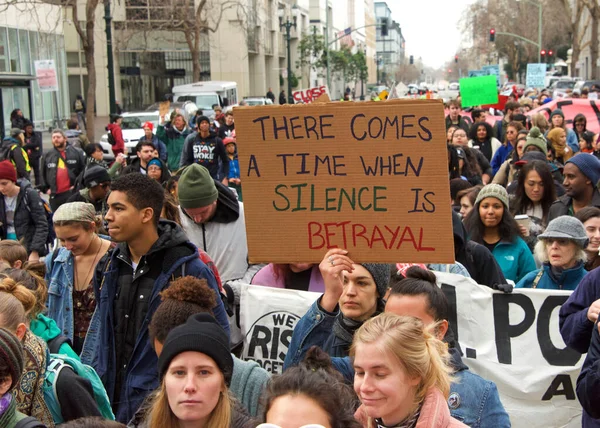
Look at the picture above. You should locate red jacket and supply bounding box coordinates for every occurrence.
[107,123,125,157]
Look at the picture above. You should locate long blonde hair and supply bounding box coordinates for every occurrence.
[147,374,232,428]
[351,314,453,407]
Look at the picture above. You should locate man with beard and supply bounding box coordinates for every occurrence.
[40,129,85,211]
[548,153,600,222]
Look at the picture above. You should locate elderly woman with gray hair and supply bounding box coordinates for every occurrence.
[516,215,589,290]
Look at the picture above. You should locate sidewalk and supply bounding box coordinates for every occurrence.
[40,115,110,152]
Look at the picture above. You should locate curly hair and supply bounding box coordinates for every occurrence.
[263,347,361,428]
[110,173,164,225]
[148,276,217,346]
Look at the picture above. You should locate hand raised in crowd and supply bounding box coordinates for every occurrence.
[518,224,530,237]
[588,298,600,323]
[115,153,127,165]
[319,248,354,312]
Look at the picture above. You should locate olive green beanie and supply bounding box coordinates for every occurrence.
[177,164,218,209]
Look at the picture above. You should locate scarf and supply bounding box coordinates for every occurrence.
[14,331,54,427]
[0,393,18,427]
[375,404,422,428]
[332,299,386,344]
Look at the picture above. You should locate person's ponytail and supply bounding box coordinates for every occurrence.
[420,325,453,400]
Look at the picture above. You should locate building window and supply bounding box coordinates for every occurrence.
[7,28,19,72]
[0,28,7,72]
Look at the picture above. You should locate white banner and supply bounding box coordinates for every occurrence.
[240,274,584,427]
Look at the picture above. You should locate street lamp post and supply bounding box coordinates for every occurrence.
[516,0,542,62]
[104,0,116,115]
[279,5,297,104]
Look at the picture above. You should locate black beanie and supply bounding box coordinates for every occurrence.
[0,328,23,391]
[197,115,210,125]
[158,313,233,385]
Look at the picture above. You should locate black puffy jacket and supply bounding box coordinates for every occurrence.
[0,179,49,255]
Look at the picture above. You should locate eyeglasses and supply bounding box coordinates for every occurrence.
[256,424,327,428]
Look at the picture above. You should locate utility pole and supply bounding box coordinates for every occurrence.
[104,0,116,115]
[280,6,297,104]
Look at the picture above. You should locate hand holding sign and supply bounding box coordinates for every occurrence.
[587,298,600,323]
[319,248,354,312]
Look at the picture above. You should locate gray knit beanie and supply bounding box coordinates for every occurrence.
[475,183,509,209]
[361,263,391,298]
[538,215,589,248]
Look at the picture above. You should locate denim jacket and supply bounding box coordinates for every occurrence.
[80,226,230,423]
[284,298,511,428]
[45,247,76,341]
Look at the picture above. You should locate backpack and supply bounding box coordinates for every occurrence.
[43,354,115,424]
[106,128,117,146]
[14,416,46,428]
[0,144,13,162]
[74,99,83,111]
[23,188,56,248]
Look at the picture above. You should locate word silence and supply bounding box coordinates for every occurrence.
[234,100,454,263]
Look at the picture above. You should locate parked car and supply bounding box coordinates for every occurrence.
[99,112,159,159]
[243,97,273,106]
[575,80,600,92]
[550,78,576,99]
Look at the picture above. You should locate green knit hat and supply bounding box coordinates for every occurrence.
[475,183,509,209]
[177,164,218,209]
[523,127,547,154]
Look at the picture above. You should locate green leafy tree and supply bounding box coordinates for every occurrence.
[296,32,328,82]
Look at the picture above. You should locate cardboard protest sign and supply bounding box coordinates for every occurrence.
[292,86,329,104]
[234,100,454,263]
[159,101,171,117]
[526,63,547,88]
[240,275,584,427]
[460,75,499,108]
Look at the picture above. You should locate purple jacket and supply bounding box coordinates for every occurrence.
[251,264,325,293]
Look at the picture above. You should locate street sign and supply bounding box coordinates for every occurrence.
[34,60,58,92]
[526,63,547,88]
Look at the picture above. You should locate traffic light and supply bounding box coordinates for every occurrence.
[380,19,388,37]
[489,28,495,42]
[548,50,554,56]
[409,55,414,65]
[455,55,458,63]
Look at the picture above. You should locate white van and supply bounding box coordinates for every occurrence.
[172,81,238,116]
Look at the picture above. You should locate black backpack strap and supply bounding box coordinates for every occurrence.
[47,334,73,354]
[15,416,46,428]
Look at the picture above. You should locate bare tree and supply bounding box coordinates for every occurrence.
[583,0,600,78]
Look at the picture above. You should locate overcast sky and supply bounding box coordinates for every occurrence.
[387,1,475,69]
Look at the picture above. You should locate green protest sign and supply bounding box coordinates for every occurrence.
[459,75,499,108]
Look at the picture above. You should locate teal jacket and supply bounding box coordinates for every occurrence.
[492,237,536,283]
[156,123,192,171]
[516,262,587,290]
[230,356,270,417]
[30,313,80,360]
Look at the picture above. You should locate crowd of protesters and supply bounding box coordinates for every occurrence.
[1,83,600,428]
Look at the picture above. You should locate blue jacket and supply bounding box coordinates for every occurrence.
[284,299,510,428]
[492,237,536,283]
[559,268,600,354]
[516,262,587,291]
[80,221,229,423]
[577,320,600,427]
[491,143,513,175]
[566,127,580,154]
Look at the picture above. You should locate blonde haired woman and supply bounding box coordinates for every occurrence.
[352,313,467,428]
[147,313,253,428]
